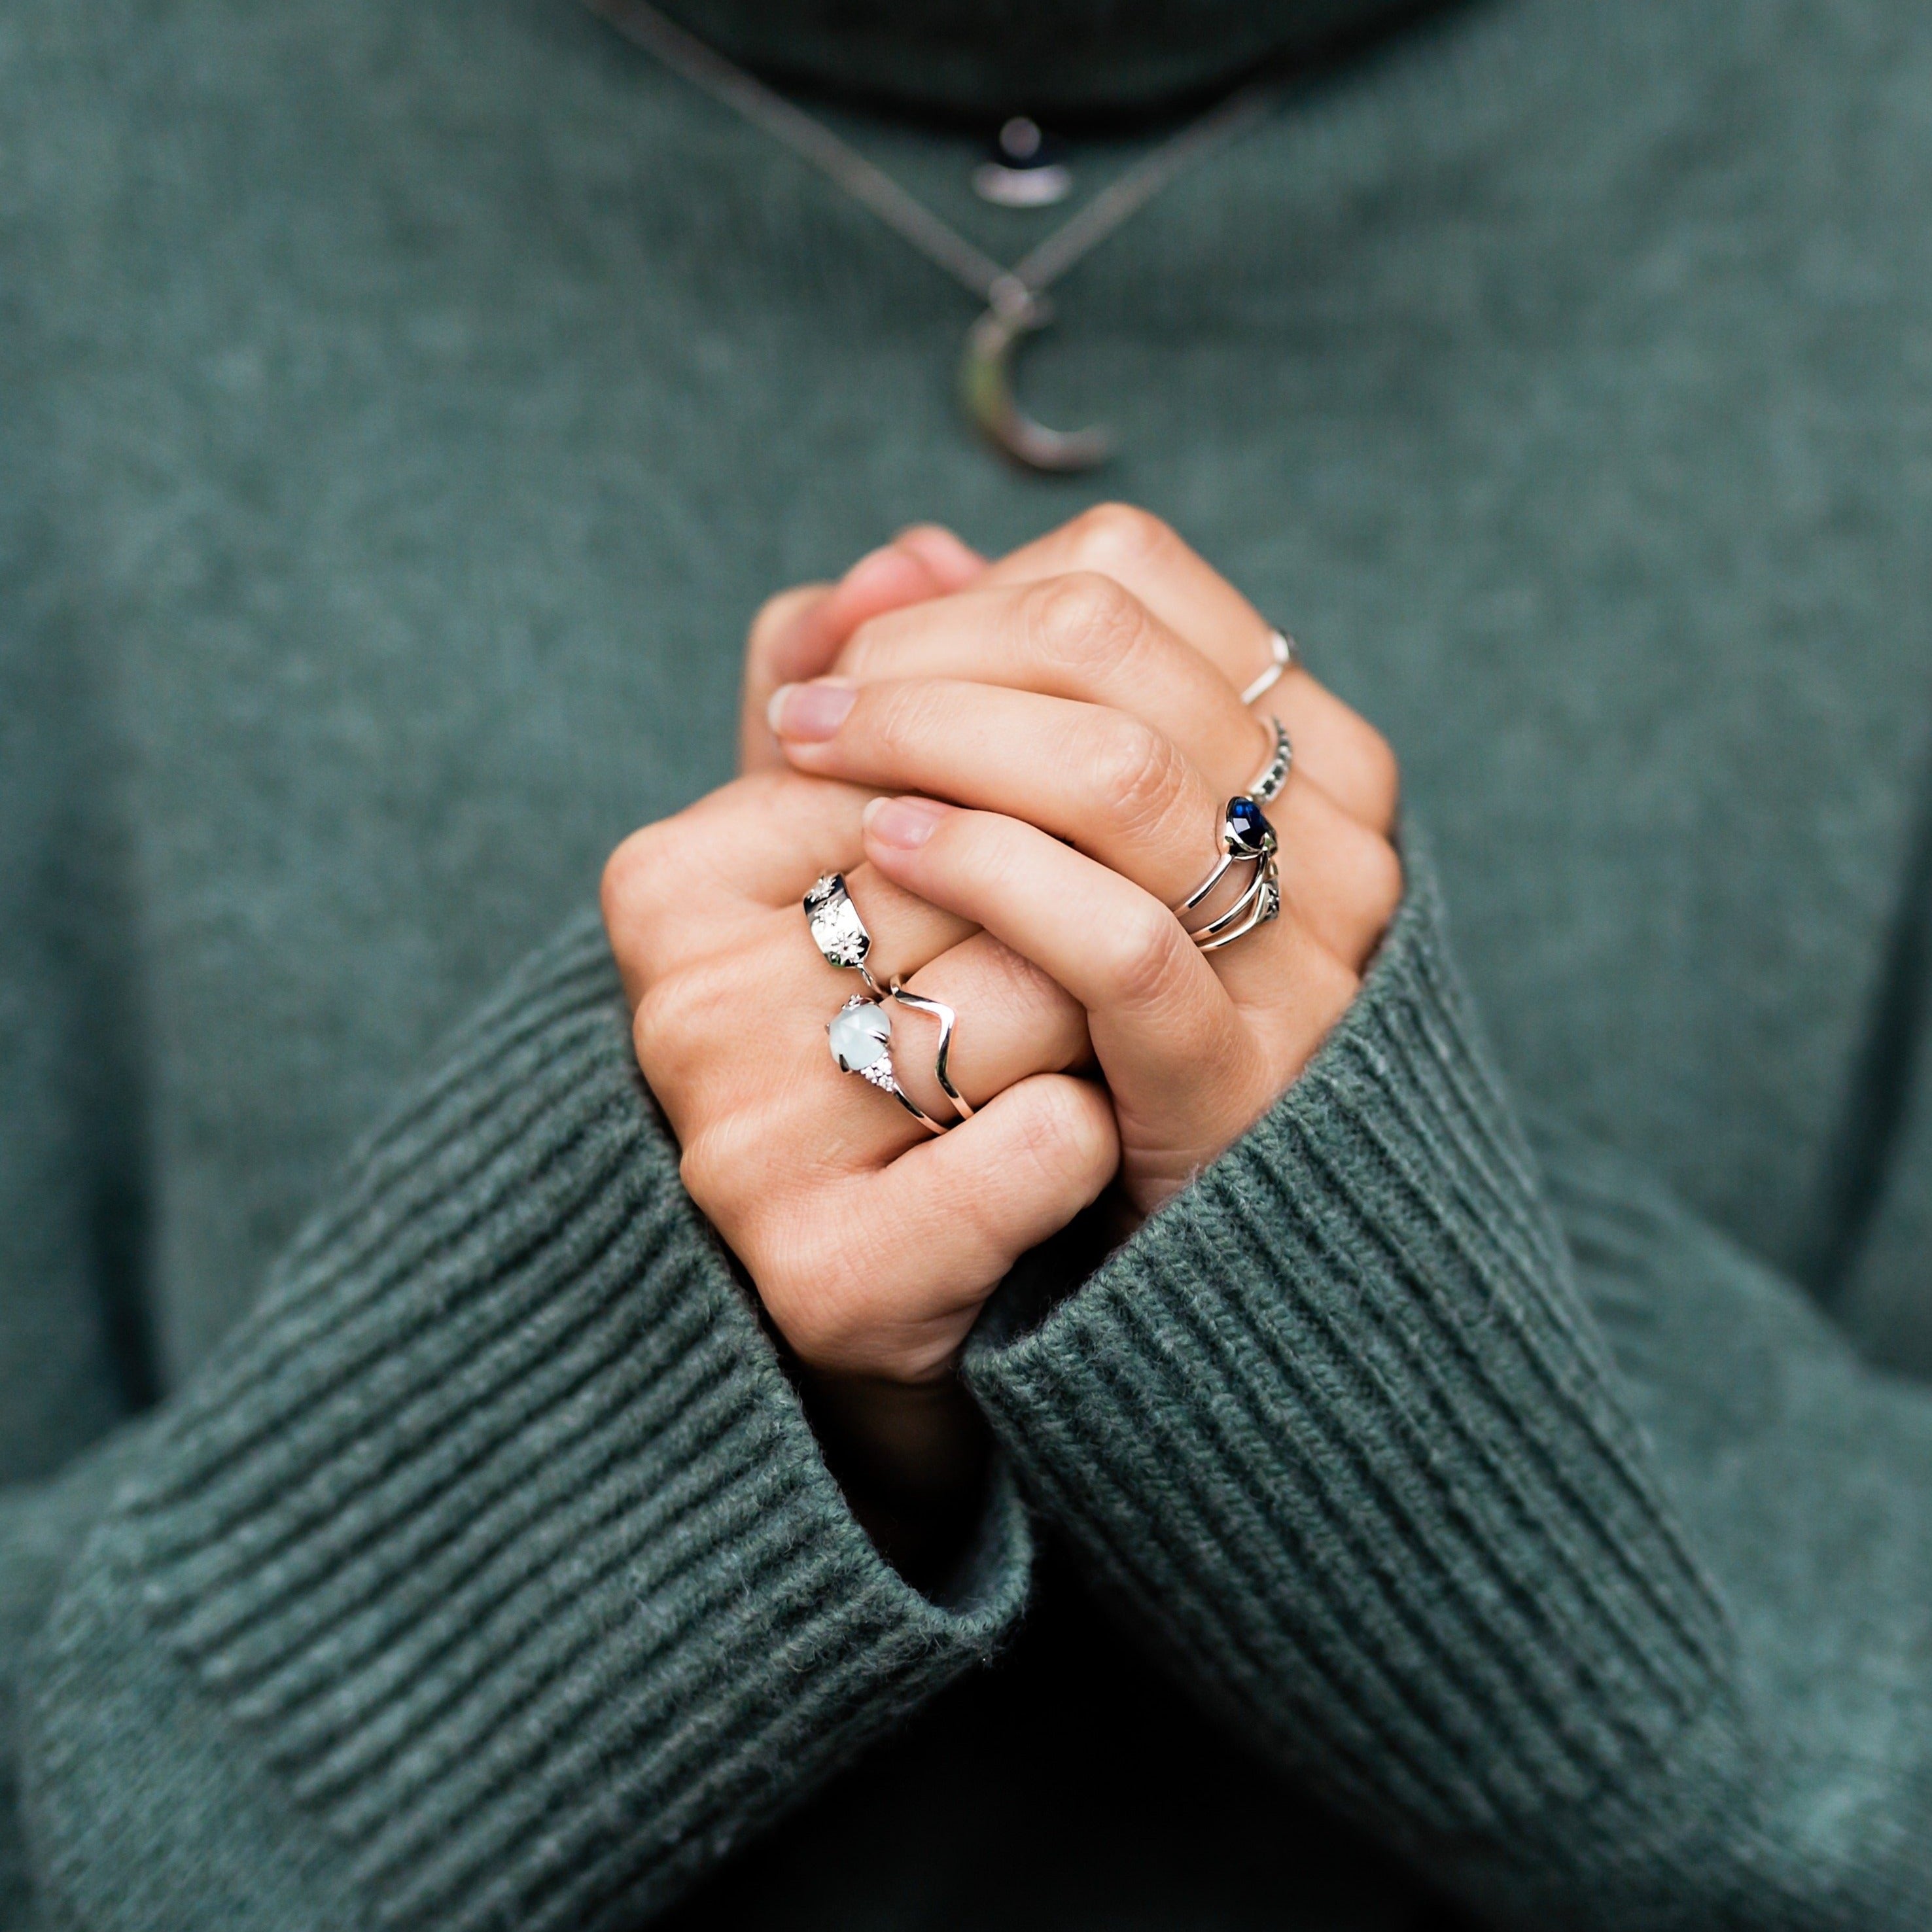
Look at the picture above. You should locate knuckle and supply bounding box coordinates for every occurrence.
[1095,714,1189,838]
[631,966,715,1081]
[747,588,798,648]
[1355,723,1403,827]
[1337,715,1403,831]
[1024,569,1146,673]
[676,1107,771,1227]
[1355,834,1406,934]
[1062,501,1175,576]
[867,678,948,761]
[1098,900,1192,1011]
[599,824,667,934]
[1010,1080,1110,1187]
[675,1131,726,1214]
[603,815,695,943]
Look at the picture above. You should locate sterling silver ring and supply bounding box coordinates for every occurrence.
[1239,628,1298,707]
[827,994,953,1134]
[1248,715,1293,805]
[804,871,885,995]
[888,983,975,1121]
[1178,796,1282,953]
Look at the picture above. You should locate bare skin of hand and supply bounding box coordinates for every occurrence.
[608,505,1400,1573]
[759,504,1401,1212]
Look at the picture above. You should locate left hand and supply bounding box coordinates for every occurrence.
[764,505,1404,1216]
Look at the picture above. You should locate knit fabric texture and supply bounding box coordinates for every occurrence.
[20,919,1028,1931]
[9,0,1932,1923]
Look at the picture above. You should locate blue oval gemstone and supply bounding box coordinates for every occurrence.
[1223,796,1276,858]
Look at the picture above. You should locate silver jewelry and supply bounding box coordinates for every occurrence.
[804,871,885,995]
[827,995,952,1135]
[1239,628,1297,707]
[1247,715,1293,804]
[1179,796,1282,953]
[1197,867,1281,953]
[889,983,975,1121]
[585,0,1282,472]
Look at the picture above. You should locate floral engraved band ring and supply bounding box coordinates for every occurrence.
[804,870,883,994]
[1179,796,1282,955]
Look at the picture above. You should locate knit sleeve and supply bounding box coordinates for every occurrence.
[18,913,1029,1932]
[965,844,1932,1928]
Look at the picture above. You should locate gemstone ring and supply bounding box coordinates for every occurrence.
[1178,796,1282,953]
[826,993,958,1134]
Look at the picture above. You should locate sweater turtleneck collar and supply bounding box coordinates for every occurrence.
[649,0,1437,121]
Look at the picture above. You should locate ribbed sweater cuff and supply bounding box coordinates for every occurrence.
[966,847,1742,1905]
[24,912,1028,1932]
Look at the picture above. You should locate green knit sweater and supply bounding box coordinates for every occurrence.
[8,0,1932,1925]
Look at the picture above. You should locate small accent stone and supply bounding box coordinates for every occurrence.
[828,995,892,1075]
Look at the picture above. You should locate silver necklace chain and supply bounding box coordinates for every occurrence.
[583,0,1282,468]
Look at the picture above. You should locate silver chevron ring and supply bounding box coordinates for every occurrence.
[889,983,975,1121]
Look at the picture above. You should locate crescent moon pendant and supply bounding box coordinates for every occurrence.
[958,302,1111,474]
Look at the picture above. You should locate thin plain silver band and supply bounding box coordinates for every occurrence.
[1239,629,1297,708]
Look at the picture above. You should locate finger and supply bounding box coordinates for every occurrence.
[981,502,1270,690]
[980,504,1399,831]
[739,584,834,773]
[891,930,1090,1120]
[861,797,1359,1152]
[830,575,1271,803]
[781,1074,1118,1380]
[604,771,866,994]
[772,676,1228,912]
[739,533,979,772]
[861,794,1240,1101]
[659,906,1080,1195]
[603,769,979,1010]
[1267,772,1406,972]
[892,523,985,590]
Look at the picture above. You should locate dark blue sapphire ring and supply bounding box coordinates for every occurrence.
[1179,796,1282,951]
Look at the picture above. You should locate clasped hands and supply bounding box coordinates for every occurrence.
[603,506,1400,1530]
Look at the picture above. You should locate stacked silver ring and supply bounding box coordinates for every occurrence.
[1178,796,1282,954]
[806,872,970,1133]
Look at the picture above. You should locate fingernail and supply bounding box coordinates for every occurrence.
[863,795,947,850]
[768,678,856,741]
